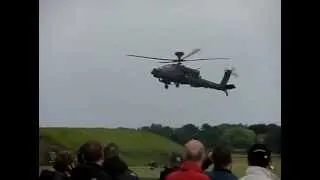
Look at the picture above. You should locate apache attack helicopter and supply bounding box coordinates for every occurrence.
[127,49,237,96]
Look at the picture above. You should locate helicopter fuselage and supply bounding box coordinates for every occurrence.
[150,63,236,96]
[151,64,200,85]
[127,49,236,96]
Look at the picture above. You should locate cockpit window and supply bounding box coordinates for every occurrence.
[158,64,176,71]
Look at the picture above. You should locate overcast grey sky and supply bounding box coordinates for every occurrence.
[39,0,280,128]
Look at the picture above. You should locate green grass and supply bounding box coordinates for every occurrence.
[40,128,183,165]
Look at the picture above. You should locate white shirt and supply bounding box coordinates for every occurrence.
[240,166,280,180]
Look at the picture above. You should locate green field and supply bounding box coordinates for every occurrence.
[40,128,183,166]
[40,128,281,179]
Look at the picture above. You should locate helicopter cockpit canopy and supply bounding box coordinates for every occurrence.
[158,64,177,71]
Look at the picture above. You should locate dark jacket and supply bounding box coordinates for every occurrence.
[201,158,213,171]
[206,169,238,180]
[39,169,72,180]
[159,167,179,180]
[72,163,112,180]
[103,156,139,180]
[166,161,210,180]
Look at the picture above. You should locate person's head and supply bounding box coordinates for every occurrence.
[104,142,120,159]
[76,144,86,164]
[81,140,105,165]
[247,144,272,169]
[183,139,206,165]
[211,146,232,170]
[167,152,183,168]
[53,150,75,172]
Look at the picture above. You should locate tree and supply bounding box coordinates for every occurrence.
[249,124,269,135]
[173,124,200,144]
[199,126,224,148]
[264,126,281,153]
[201,123,211,131]
[137,123,279,154]
[222,127,256,149]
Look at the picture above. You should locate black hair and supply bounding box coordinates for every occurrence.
[76,144,86,164]
[212,146,232,170]
[81,140,104,163]
[53,150,74,172]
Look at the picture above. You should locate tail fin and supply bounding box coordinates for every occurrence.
[220,70,232,86]
[221,70,236,96]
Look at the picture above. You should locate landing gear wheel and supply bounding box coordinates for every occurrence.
[175,83,179,88]
[165,84,169,89]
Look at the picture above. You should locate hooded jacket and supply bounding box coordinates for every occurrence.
[71,163,112,180]
[103,156,139,180]
[240,166,280,180]
[206,168,238,180]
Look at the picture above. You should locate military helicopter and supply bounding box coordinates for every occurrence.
[127,49,237,96]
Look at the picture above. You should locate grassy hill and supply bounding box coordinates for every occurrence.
[39,128,183,166]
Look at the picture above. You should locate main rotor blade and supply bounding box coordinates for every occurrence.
[183,58,230,62]
[127,55,175,61]
[158,61,173,63]
[182,48,201,59]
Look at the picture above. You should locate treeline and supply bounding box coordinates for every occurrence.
[137,123,281,153]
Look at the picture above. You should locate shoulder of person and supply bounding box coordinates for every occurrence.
[165,171,179,180]
[200,173,211,180]
[240,175,272,180]
[39,169,55,179]
[189,172,210,180]
[227,172,238,180]
[100,171,113,180]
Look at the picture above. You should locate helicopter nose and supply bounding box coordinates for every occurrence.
[151,68,156,74]
[151,68,159,76]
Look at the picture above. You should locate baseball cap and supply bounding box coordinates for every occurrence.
[247,144,271,168]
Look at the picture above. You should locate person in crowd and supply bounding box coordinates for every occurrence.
[240,144,280,180]
[39,150,75,180]
[72,140,112,180]
[159,152,183,180]
[166,139,210,180]
[201,151,213,171]
[206,146,237,180]
[103,142,139,180]
[76,143,86,165]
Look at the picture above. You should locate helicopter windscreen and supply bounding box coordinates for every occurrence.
[158,64,176,71]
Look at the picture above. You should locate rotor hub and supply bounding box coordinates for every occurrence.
[174,52,184,60]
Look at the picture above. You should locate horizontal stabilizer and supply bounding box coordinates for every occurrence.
[225,84,236,89]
